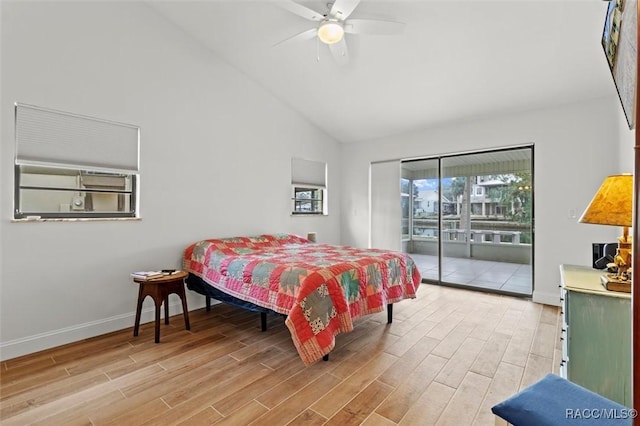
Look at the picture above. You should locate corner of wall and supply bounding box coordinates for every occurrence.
[532,288,561,307]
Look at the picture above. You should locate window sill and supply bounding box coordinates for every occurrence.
[290,213,328,217]
[12,217,142,223]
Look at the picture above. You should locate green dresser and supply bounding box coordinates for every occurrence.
[559,264,632,407]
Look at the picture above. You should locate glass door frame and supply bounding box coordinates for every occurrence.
[401,144,534,297]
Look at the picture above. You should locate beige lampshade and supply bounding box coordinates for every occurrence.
[579,174,633,227]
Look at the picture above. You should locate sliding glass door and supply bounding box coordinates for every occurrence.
[400,147,533,296]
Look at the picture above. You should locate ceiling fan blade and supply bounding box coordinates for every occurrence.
[329,38,349,66]
[278,1,324,22]
[273,28,317,47]
[329,0,361,20]
[344,19,406,35]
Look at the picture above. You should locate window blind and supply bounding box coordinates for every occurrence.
[291,158,326,187]
[15,103,139,173]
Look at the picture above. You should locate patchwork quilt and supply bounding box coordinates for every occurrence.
[183,233,421,365]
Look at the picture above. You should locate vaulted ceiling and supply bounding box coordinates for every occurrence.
[148,0,614,143]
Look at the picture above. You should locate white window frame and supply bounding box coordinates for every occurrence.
[291,158,327,216]
[292,185,325,215]
[13,103,140,220]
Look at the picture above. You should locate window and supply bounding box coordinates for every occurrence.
[14,103,139,219]
[400,146,533,296]
[293,187,323,214]
[291,158,327,215]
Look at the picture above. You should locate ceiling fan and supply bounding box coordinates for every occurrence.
[276,0,405,65]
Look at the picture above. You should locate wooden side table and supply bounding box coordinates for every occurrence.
[133,270,190,343]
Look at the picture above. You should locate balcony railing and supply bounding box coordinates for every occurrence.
[442,229,521,244]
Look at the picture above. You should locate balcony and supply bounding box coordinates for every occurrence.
[410,253,532,296]
[404,227,532,296]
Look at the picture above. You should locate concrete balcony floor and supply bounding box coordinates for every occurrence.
[408,253,532,297]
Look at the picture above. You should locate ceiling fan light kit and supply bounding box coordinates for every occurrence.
[278,0,405,65]
[317,20,344,44]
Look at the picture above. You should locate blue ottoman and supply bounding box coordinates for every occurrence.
[491,373,634,425]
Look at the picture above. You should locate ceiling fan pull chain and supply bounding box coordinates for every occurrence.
[316,37,320,62]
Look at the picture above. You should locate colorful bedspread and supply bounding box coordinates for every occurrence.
[183,234,421,365]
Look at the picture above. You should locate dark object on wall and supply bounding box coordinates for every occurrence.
[592,242,618,269]
[601,0,637,129]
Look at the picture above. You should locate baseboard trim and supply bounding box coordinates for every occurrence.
[532,289,561,306]
[0,299,207,361]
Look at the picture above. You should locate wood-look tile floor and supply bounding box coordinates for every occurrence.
[0,284,561,425]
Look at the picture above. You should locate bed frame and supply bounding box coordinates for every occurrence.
[185,273,394,361]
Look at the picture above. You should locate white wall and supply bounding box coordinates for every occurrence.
[340,96,625,306]
[0,1,341,360]
[615,100,636,173]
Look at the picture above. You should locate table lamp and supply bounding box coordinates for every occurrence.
[579,174,633,292]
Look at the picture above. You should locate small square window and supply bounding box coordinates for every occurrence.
[292,186,324,215]
[291,158,327,215]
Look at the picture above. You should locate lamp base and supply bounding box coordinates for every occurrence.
[600,274,631,293]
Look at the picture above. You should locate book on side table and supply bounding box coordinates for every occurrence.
[131,271,165,280]
[131,270,180,280]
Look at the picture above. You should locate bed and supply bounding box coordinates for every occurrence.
[182,233,421,365]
